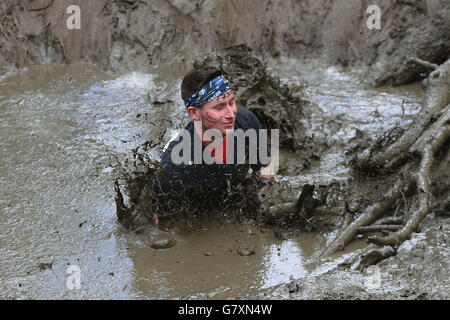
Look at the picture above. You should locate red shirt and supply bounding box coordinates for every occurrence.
[202,135,228,164]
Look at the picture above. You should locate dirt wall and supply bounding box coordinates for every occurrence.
[1,0,448,75]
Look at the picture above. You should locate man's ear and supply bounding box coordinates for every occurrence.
[187,106,201,121]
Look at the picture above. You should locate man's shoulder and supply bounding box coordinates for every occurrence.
[235,107,262,130]
[236,107,258,121]
[160,122,194,167]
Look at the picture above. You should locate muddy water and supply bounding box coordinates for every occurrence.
[268,58,424,183]
[0,60,424,299]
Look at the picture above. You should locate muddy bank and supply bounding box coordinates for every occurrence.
[369,6,450,86]
[263,216,450,300]
[1,0,449,77]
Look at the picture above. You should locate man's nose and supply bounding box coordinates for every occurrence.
[224,104,235,119]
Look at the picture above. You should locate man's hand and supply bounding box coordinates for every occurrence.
[259,161,279,182]
[153,213,159,225]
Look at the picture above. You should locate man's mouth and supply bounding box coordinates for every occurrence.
[222,122,234,128]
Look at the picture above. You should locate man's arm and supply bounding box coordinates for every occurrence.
[259,160,279,182]
[151,164,183,225]
[243,108,278,182]
[153,213,159,224]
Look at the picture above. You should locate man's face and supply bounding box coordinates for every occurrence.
[190,90,237,135]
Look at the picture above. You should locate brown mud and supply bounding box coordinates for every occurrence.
[0,0,449,299]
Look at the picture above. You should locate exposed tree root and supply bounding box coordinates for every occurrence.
[373,216,404,225]
[342,245,397,271]
[408,57,439,72]
[369,113,449,246]
[321,175,415,257]
[322,57,450,259]
[352,58,450,173]
[358,224,402,233]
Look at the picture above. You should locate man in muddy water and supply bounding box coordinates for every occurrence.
[151,67,279,224]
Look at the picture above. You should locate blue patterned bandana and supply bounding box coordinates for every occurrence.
[184,75,232,108]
